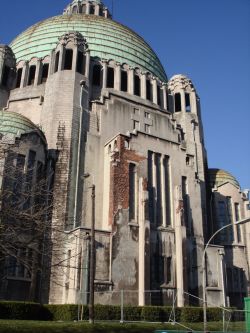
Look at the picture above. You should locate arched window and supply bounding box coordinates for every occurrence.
[41,63,49,83]
[64,49,73,70]
[72,6,77,13]
[146,79,152,101]
[27,65,36,86]
[92,64,101,86]
[54,51,60,73]
[107,67,114,88]
[16,68,22,88]
[134,74,140,96]
[121,70,128,92]
[77,51,86,74]
[175,93,182,112]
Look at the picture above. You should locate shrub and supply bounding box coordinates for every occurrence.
[0,301,43,320]
[44,304,79,321]
[180,306,203,322]
[124,305,142,321]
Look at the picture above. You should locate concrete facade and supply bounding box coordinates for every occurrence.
[0,0,249,308]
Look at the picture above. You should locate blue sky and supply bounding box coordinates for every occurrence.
[0,0,249,189]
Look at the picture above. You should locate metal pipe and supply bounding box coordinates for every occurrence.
[202,217,250,332]
[89,184,95,324]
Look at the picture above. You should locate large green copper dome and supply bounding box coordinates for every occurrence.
[10,15,167,82]
[0,111,44,139]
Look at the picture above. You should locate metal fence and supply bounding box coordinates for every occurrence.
[76,289,246,331]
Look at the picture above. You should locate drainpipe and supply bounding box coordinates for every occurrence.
[73,80,85,228]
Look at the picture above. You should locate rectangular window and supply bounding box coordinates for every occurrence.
[133,120,140,130]
[181,176,189,228]
[164,156,171,226]
[145,124,150,133]
[129,163,136,221]
[54,51,60,73]
[175,93,182,112]
[185,93,191,112]
[134,75,141,96]
[41,63,49,83]
[92,64,101,86]
[157,85,161,106]
[121,71,128,92]
[107,67,114,88]
[226,197,234,242]
[144,112,150,119]
[28,65,36,86]
[77,51,86,75]
[234,203,242,242]
[146,79,152,101]
[64,49,73,70]
[16,68,23,88]
[2,65,10,87]
[155,154,162,226]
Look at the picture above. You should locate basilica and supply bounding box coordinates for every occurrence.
[0,0,249,309]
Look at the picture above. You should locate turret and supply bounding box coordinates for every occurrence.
[63,0,111,18]
[0,45,16,109]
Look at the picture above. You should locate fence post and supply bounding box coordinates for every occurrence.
[120,289,124,323]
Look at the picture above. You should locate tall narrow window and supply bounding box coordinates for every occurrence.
[92,64,101,86]
[134,74,141,96]
[54,51,60,72]
[16,68,23,88]
[148,151,154,224]
[1,65,10,87]
[89,5,95,14]
[77,51,85,74]
[164,156,171,226]
[175,93,181,112]
[226,197,234,242]
[146,79,151,101]
[185,93,191,112]
[157,85,161,106]
[107,67,114,88]
[182,176,189,228]
[129,163,136,221]
[121,70,128,92]
[155,154,162,226]
[64,49,73,70]
[82,4,86,14]
[234,203,242,242]
[41,63,49,83]
[27,65,36,86]
[72,6,77,13]
[166,256,172,284]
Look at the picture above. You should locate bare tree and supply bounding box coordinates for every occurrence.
[0,137,55,300]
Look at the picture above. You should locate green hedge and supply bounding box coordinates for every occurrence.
[0,301,241,322]
[0,301,44,320]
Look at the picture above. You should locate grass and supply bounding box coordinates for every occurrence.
[0,320,247,333]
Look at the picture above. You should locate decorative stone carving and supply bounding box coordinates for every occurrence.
[58,32,88,51]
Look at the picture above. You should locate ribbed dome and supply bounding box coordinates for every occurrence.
[10,15,167,82]
[208,168,240,189]
[0,111,44,139]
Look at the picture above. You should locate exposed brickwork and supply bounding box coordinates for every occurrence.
[108,135,145,226]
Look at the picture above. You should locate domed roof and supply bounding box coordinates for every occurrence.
[208,168,240,189]
[10,15,167,82]
[0,111,44,139]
